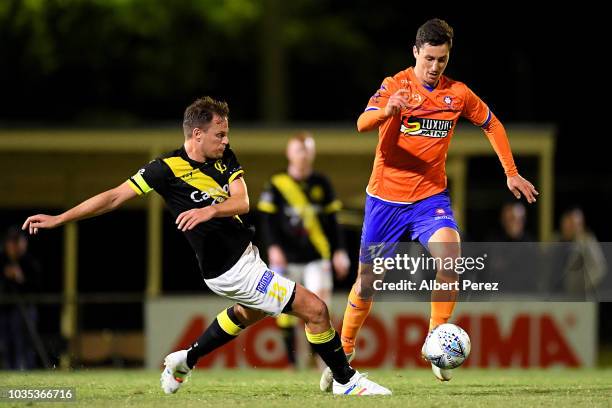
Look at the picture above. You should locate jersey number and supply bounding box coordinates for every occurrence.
[269,283,287,302]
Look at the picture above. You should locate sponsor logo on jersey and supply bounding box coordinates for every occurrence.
[190,184,229,203]
[434,208,453,221]
[400,116,454,138]
[256,270,274,294]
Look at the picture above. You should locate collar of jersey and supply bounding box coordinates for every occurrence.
[407,66,445,93]
[179,145,226,169]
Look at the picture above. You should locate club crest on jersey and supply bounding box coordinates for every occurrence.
[214,160,227,174]
[310,185,324,202]
[444,96,453,105]
[410,93,423,105]
[400,116,454,138]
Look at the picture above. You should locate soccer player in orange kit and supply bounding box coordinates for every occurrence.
[320,18,539,390]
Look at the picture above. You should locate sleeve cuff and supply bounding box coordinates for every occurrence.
[129,172,153,195]
[229,169,245,184]
[505,168,519,177]
[127,180,144,195]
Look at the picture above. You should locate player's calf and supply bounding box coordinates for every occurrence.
[289,285,391,394]
[188,304,266,365]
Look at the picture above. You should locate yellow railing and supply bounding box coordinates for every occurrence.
[0,125,555,366]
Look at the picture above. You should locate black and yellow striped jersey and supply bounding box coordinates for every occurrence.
[257,171,344,263]
[128,146,252,279]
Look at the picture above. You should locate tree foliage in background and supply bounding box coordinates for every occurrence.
[1,1,557,124]
[0,0,263,123]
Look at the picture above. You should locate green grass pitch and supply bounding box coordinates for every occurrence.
[1,368,611,407]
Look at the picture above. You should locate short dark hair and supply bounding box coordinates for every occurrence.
[415,18,454,49]
[561,206,584,218]
[183,96,229,138]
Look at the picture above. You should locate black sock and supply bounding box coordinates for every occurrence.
[307,328,355,384]
[186,306,244,369]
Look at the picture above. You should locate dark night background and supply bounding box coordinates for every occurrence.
[1,1,610,360]
[1,2,606,237]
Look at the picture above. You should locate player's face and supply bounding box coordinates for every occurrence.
[502,204,526,237]
[4,236,27,259]
[413,43,450,87]
[197,114,229,160]
[286,138,315,169]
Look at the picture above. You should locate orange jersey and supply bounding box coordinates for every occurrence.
[361,67,517,203]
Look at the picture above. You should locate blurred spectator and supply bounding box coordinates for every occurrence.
[555,207,607,296]
[257,132,350,368]
[486,202,534,242]
[0,226,42,369]
[479,202,536,297]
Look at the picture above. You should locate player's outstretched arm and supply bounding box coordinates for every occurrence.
[476,111,539,204]
[507,174,539,204]
[22,181,138,235]
[176,177,249,231]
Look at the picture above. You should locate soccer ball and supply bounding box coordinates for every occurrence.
[423,323,471,369]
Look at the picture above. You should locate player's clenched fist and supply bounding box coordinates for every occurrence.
[384,89,410,118]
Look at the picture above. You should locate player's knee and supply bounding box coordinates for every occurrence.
[353,281,375,299]
[307,296,329,326]
[355,268,377,299]
[428,231,461,260]
[353,280,371,299]
[436,269,459,284]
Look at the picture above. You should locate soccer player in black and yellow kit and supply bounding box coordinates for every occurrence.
[258,133,350,368]
[22,97,390,396]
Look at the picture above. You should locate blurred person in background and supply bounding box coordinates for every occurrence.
[0,226,42,369]
[555,207,607,296]
[484,202,536,296]
[487,202,534,242]
[257,132,350,368]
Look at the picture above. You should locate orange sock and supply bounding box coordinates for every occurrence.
[429,301,456,331]
[429,275,458,331]
[341,286,373,354]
